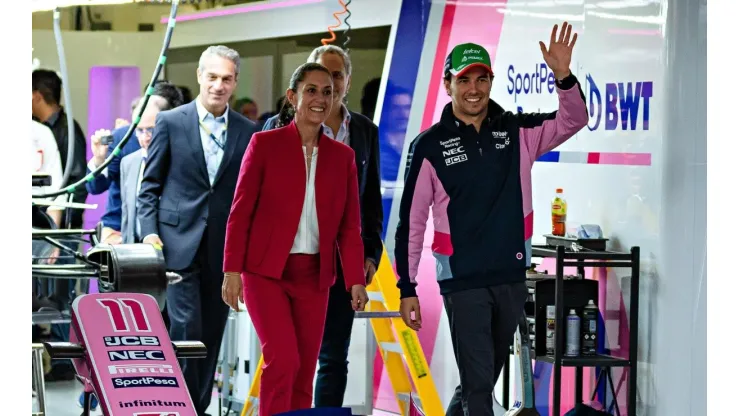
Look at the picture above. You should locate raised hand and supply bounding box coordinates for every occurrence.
[539,21,577,80]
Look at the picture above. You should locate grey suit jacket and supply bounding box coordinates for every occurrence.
[120,148,145,244]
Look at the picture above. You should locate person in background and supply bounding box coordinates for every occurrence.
[221,62,369,416]
[395,25,588,416]
[111,96,142,130]
[261,45,384,408]
[178,85,193,104]
[76,88,181,410]
[234,97,259,122]
[31,119,65,234]
[32,69,89,382]
[119,98,162,244]
[31,119,66,386]
[138,45,258,416]
[257,95,284,125]
[86,82,184,244]
[32,69,88,231]
[360,77,381,120]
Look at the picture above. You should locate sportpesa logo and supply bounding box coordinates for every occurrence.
[506,63,654,131]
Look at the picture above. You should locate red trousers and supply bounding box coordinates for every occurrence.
[243,254,329,416]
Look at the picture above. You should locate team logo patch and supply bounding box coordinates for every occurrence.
[441,137,468,166]
[492,131,511,150]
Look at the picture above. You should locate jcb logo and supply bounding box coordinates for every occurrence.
[445,154,468,166]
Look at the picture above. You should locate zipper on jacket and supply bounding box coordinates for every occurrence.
[305,146,310,249]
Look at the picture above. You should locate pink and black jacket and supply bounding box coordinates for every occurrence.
[394,74,589,299]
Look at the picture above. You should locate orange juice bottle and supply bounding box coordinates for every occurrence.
[551,188,567,236]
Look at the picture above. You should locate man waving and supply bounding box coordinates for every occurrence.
[395,23,588,416]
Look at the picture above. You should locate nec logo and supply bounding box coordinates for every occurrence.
[109,350,165,361]
[445,154,468,166]
[442,147,465,157]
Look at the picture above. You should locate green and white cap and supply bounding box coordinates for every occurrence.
[444,43,493,77]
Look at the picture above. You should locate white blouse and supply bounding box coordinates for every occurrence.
[290,145,320,254]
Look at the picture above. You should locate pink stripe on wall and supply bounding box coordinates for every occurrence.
[524,211,534,240]
[423,0,510,128]
[420,4,458,131]
[161,0,324,23]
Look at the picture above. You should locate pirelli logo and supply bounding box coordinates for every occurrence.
[445,154,468,166]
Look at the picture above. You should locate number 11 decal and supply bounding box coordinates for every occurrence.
[98,298,152,333]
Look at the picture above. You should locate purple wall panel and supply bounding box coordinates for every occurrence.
[84,66,141,293]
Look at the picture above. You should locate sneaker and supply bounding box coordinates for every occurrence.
[77,392,99,411]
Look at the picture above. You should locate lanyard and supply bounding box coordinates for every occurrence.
[199,119,227,151]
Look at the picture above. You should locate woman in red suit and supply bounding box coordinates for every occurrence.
[221,62,369,416]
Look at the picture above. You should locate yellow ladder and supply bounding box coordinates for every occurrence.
[241,248,444,416]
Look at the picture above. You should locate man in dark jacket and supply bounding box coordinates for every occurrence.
[396,24,588,416]
[32,69,88,231]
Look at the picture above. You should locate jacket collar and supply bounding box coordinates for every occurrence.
[440,99,505,133]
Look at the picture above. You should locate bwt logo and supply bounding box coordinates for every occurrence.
[585,74,653,131]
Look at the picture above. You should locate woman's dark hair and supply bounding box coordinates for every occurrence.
[276,62,332,128]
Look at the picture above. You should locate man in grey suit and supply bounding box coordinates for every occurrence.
[137,46,258,416]
[119,95,167,244]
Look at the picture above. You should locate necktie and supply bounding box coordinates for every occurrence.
[202,116,227,184]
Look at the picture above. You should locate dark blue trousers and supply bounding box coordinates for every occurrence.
[166,233,229,416]
[313,269,356,408]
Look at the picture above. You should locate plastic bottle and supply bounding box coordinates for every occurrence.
[551,188,567,236]
[581,300,599,356]
[565,309,580,357]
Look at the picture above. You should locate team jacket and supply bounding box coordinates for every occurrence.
[395,74,588,298]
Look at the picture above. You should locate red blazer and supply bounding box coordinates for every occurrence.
[223,121,365,291]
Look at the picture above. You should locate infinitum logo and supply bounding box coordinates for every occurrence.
[121,399,186,409]
[133,413,181,416]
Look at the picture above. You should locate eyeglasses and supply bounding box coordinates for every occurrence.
[136,127,154,136]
